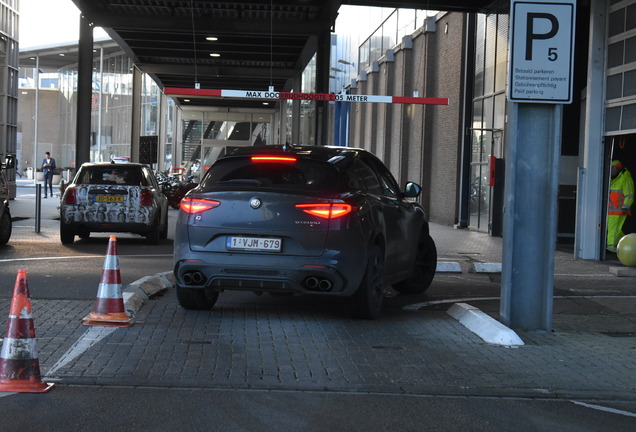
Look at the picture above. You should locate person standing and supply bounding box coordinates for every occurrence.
[41,151,56,198]
[607,160,635,252]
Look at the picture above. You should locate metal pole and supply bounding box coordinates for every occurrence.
[33,56,39,186]
[97,47,104,161]
[35,184,41,233]
[500,103,562,331]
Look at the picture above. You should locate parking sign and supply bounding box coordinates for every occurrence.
[508,0,576,103]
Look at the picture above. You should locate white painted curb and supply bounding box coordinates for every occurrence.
[447,303,524,346]
[436,262,462,273]
[471,263,502,273]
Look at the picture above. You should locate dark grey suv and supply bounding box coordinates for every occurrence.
[173,145,437,319]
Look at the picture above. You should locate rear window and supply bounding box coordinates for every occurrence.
[200,157,339,192]
[75,166,146,186]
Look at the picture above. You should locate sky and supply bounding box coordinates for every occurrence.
[19,0,107,49]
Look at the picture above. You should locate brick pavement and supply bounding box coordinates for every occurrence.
[3,182,636,401]
[3,290,630,401]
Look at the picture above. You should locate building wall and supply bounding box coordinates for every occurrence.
[349,13,465,226]
[425,13,466,225]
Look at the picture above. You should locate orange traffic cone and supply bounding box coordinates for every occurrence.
[83,235,133,327]
[0,269,54,392]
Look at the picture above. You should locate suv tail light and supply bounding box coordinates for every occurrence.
[295,203,352,219]
[140,189,153,206]
[251,156,297,163]
[181,197,221,214]
[64,187,77,205]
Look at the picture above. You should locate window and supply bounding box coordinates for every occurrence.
[349,160,383,195]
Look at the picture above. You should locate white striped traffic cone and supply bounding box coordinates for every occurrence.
[83,235,133,327]
[0,269,54,392]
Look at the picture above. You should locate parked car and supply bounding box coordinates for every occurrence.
[173,145,437,319]
[60,162,169,244]
[0,155,15,246]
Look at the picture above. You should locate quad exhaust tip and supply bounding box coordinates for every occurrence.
[183,271,205,285]
[304,276,333,292]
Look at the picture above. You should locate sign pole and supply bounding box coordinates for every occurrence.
[502,0,575,330]
[501,103,561,331]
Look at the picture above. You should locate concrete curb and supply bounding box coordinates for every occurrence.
[447,303,524,346]
[609,266,636,277]
[123,271,173,318]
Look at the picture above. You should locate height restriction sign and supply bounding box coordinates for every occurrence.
[508,0,576,103]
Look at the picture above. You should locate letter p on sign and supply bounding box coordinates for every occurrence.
[508,0,576,103]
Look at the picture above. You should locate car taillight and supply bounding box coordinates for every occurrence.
[251,156,297,163]
[181,197,221,214]
[64,187,77,205]
[140,189,153,206]
[295,203,352,219]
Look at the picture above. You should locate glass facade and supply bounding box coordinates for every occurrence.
[357,8,432,74]
[89,53,135,162]
[19,49,166,170]
[605,0,636,134]
[470,12,509,232]
[179,109,273,181]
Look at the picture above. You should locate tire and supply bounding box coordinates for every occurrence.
[176,286,218,310]
[60,222,75,244]
[78,229,91,239]
[159,212,168,240]
[146,216,161,245]
[0,211,11,246]
[346,244,385,319]
[394,233,437,294]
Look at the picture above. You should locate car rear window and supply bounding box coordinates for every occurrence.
[200,157,340,192]
[76,166,145,186]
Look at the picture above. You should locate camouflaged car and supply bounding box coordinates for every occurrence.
[60,162,168,244]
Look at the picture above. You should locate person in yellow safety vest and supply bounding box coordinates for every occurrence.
[607,160,635,252]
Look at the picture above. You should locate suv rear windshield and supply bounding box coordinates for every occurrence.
[201,157,340,192]
[75,166,147,186]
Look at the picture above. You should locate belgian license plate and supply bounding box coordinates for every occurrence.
[226,236,282,252]
[96,195,124,203]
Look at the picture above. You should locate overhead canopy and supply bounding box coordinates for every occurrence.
[62,1,493,107]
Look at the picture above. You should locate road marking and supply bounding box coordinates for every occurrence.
[0,254,172,263]
[570,400,636,418]
[45,327,117,377]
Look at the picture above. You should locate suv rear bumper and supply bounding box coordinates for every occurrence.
[174,256,353,296]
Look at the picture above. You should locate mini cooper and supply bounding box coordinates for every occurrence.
[60,162,168,244]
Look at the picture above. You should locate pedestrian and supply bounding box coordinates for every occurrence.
[607,160,635,252]
[41,151,56,198]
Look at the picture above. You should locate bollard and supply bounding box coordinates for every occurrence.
[35,184,41,233]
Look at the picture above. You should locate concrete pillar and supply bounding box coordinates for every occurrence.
[75,14,93,165]
[575,0,607,260]
[130,67,142,162]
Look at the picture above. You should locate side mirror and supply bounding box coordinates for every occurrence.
[404,181,421,198]
[2,155,15,169]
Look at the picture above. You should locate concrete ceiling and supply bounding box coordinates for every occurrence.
[57,1,493,108]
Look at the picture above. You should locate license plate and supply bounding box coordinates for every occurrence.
[226,236,282,252]
[96,195,124,203]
